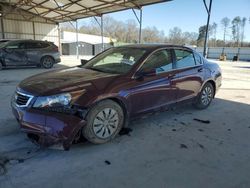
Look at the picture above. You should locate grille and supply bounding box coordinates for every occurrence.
[15,92,33,107]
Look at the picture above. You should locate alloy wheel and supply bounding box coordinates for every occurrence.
[42,57,53,68]
[201,86,213,106]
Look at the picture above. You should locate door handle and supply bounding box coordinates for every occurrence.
[168,73,176,79]
[197,68,203,72]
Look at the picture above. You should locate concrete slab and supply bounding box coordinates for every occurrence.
[0,58,250,188]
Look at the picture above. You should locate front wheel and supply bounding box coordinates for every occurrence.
[41,56,54,69]
[194,82,214,109]
[82,100,124,144]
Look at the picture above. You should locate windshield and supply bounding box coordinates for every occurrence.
[83,47,146,74]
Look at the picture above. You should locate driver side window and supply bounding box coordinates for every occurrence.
[141,49,173,74]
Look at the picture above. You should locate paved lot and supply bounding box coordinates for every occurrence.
[0,58,250,188]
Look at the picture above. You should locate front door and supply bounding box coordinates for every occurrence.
[127,49,177,115]
[3,41,27,66]
[25,41,43,65]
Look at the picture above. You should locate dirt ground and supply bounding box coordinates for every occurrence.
[0,57,250,188]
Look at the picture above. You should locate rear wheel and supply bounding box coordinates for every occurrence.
[194,82,214,109]
[82,100,124,144]
[41,56,54,69]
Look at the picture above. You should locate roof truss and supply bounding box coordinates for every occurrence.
[1,0,172,23]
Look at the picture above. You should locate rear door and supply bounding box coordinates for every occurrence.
[171,48,204,102]
[25,41,45,65]
[3,41,27,66]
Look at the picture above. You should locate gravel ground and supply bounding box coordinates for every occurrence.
[0,58,250,188]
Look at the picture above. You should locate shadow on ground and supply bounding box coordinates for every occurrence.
[233,66,250,69]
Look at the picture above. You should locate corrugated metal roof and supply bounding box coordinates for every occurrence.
[2,0,172,23]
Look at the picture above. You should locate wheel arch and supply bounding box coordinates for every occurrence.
[0,58,5,67]
[40,55,55,63]
[86,96,130,127]
[201,79,216,97]
[108,97,128,116]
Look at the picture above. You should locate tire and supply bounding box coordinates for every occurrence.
[82,100,124,144]
[194,82,214,109]
[41,56,54,69]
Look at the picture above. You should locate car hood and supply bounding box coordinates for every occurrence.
[18,67,119,96]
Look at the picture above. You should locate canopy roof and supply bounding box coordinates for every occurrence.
[2,0,172,23]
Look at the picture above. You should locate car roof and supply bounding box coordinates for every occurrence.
[5,39,48,43]
[116,44,194,51]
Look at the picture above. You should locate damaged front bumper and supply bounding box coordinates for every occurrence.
[11,103,86,150]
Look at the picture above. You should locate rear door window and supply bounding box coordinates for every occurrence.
[194,52,203,65]
[40,42,50,48]
[25,42,42,49]
[174,49,196,69]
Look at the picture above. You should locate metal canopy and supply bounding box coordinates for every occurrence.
[3,0,171,23]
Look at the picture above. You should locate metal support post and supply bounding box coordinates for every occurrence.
[101,15,104,51]
[57,23,62,55]
[32,21,35,40]
[0,16,4,39]
[94,15,104,52]
[76,19,79,59]
[203,0,213,58]
[132,8,143,43]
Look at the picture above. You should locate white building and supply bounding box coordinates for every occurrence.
[61,31,116,56]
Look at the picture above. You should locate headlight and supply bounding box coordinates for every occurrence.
[33,93,72,108]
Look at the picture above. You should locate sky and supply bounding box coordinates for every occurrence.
[79,0,250,42]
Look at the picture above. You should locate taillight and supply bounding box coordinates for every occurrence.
[52,45,59,52]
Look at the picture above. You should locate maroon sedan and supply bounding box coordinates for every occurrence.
[11,44,222,150]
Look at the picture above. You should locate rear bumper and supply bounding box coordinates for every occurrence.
[215,72,222,94]
[12,103,86,149]
[55,57,61,63]
[53,52,61,63]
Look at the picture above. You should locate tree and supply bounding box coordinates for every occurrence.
[182,32,198,45]
[197,24,217,47]
[211,22,218,47]
[231,16,241,47]
[125,20,139,43]
[60,15,250,47]
[197,25,207,47]
[168,27,183,44]
[241,17,247,46]
[221,17,230,45]
[142,26,165,43]
[167,27,198,45]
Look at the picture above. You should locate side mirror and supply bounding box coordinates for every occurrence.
[143,69,156,77]
[134,69,156,80]
[81,59,88,66]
